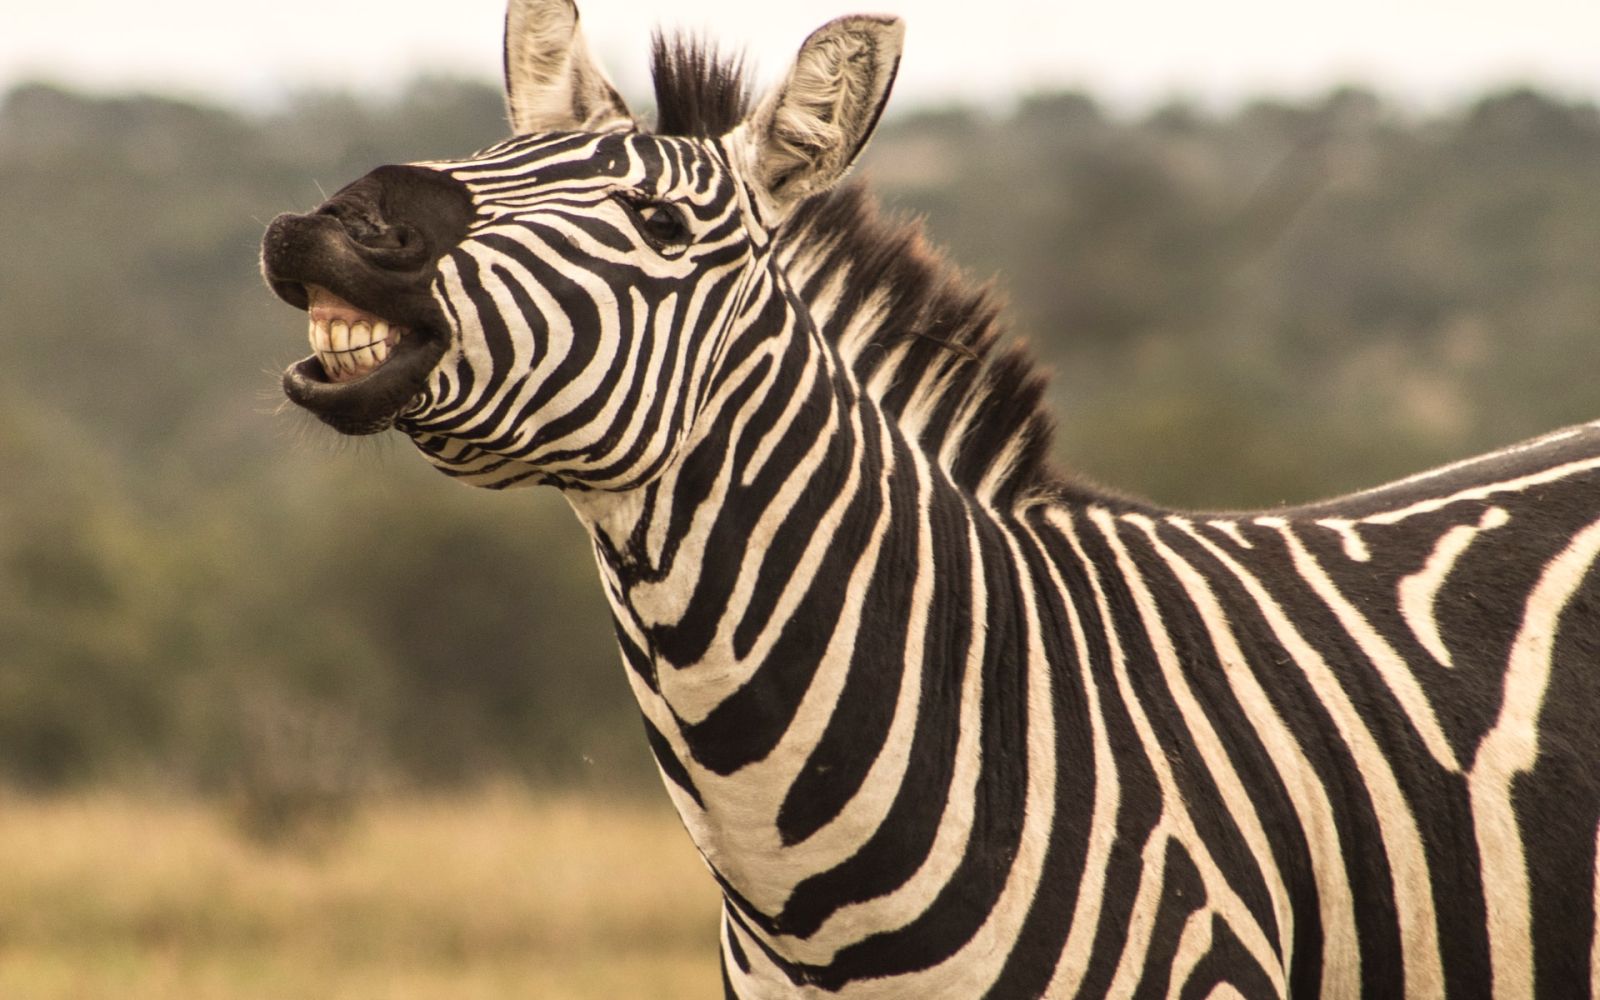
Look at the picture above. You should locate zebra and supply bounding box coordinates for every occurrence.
[260,1,1600,996]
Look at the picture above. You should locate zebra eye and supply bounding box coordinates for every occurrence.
[619,193,691,252]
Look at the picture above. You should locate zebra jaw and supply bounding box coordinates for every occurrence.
[306,285,408,383]
[281,284,447,436]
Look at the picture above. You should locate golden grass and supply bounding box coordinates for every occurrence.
[0,787,722,999]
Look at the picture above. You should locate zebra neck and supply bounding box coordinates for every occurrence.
[569,278,901,739]
[563,298,1114,964]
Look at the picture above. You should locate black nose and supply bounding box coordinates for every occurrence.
[317,199,426,260]
[309,174,431,267]
[261,163,475,312]
[315,163,474,270]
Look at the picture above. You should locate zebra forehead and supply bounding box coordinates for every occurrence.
[431,131,728,193]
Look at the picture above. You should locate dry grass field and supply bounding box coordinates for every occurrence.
[0,788,722,999]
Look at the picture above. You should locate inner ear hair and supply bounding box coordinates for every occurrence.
[504,0,633,134]
[744,15,904,217]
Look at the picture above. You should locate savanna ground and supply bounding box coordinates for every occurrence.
[0,788,721,999]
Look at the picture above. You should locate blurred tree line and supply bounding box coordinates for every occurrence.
[1,77,1597,803]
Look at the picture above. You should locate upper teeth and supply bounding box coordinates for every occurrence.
[309,317,404,382]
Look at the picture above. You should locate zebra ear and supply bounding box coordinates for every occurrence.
[503,0,633,134]
[732,15,904,224]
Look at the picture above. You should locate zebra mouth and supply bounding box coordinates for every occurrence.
[282,284,448,435]
[303,286,407,382]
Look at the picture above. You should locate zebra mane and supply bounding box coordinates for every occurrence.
[649,37,1061,506]
[649,34,752,138]
[776,187,1061,507]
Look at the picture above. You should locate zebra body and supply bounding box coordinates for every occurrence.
[260,2,1600,995]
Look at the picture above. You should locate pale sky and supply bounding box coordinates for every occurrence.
[5,0,1599,114]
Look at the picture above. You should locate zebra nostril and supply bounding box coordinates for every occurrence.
[315,200,420,260]
[352,224,412,252]
[359,225,429,269]
[342,217,428,268]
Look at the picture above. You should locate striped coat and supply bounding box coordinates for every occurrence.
[260,1,1600,994]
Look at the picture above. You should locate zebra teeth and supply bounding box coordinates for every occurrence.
[307,317,405,383]
[303,286,408,383]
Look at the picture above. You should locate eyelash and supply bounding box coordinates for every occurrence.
[616,192,691,252]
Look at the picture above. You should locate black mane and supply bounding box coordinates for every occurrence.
[649,37,1064,507]
[779,187,1063,507]
[649,34,752,138]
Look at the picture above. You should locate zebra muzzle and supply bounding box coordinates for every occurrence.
[262,163,473,434]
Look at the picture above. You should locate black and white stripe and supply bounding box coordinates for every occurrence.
[275,3,1600,996]
[400,129,756,491]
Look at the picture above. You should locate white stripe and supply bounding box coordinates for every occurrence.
[1268,521,1463,774]
[1175,519,1445,996]
[647,373,852,723]
[1038,510,1123,997]
[1142,515,1360,997]
[1208,519,1254,550]
[1117,514,1300,981]
[1166,909,1216,1000]
[1312,518,1371,562]
[1470,515,1600,998]
[1396,505,1509,668]
[709,415,901,918]
[1086,509,1286,996]
[741,340,821,486]
[1105,816,1179,997]
[817,508,988,945]
[830,517,1060,999]
[1361,454,1600,527]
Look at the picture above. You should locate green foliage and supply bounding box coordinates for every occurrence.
[1,77,1597,791]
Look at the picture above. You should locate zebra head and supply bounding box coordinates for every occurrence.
[262,0,903,489]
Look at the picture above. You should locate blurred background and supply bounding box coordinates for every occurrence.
[2,0,1598,996]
